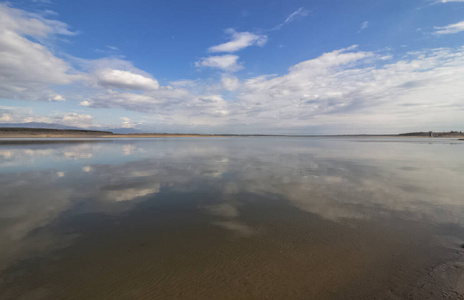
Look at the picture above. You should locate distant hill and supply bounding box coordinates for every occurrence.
[399,131,463,137]
[106,128,143,134]
[0,122,83,130]
[0,127,113,135]
[0,123,144,134]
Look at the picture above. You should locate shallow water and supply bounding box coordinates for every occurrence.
[0,137,463,299]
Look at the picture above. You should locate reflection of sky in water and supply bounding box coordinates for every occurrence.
[0,137,464,276]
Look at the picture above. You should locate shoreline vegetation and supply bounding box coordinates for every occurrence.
[1,127,464,138]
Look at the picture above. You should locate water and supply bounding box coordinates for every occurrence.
[0,137,463,299]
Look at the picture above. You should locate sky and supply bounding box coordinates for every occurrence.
[0,0,463,134]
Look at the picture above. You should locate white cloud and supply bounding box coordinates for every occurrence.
[0,106,51,124]
[196,55,242,72]
[78,46,464,133]
[107,45,119,51]
[95,69,159,90]
[169,80,197,88]
[271,7,309,31]
[75,57,162,92]
[435,20,464,34]
[195,95,229,116]
[234,46,464,133]
[53,112,93,128]
[83,87,232,127]
[440,0,464,2]
[208,29,267,53]
[0,30,75,100]
[0,113,12,122]
[0,4,160,104]
[221,74,240,91]
[0,3,80,101]
[1,4,464,134]
[360,21,369,30]
[121,117,135,128]
[85,87,189,111]
[22,115,50,123]
[0,3,75,38]
[48,94,65,101]
[283,7,308,24]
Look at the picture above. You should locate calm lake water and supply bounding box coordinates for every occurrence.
[1,137,463,299]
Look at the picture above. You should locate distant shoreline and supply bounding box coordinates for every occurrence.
[1,128,463,138]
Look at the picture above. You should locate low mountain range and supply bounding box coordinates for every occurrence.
[0,122,142,134]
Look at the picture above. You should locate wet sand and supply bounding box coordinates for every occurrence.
[1,192,463,299]
[0,137,463,299]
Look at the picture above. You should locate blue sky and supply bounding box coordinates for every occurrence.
[0,0,463,134]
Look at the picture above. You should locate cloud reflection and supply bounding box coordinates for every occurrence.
[0,138,463,274]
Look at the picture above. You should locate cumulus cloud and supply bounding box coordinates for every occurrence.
[0,3,75,38]
[48,94,66,101]
[85,87,189,111]
[0,107,95,129]
[435,20,464,34]
[195,95,229,116]
[2,3,464,134]
[0,3,80,101]
[82,86,232,127]
[208,29,267,53]
[95,69,159,90]
[0,112,12,122]
[73,57,161,91]
[0,106,50,124]
[234,46,464,132]
[121,117,136,128]
[0,4,161,105]
[440,0,464,2]
[78,45,464,133]
[196,55,242,72]
[53,112,93,128]
[221,74,240,91]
